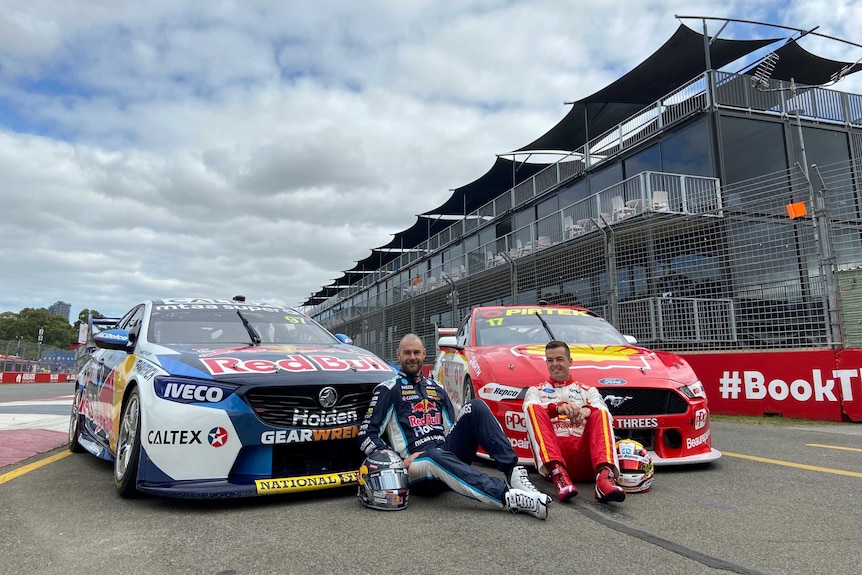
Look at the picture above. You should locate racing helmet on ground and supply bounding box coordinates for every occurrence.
[615,439,654,493]
[357,449,409,511]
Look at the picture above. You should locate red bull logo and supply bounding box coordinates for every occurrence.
[408,399,441,427]
[411,399,435,414]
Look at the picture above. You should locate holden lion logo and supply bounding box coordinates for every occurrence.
[318,386,338,408]
[208,427,229,447]
[604,395,633,409]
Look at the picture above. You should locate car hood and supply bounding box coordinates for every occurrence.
[477,343,693,390]
[141,342,395,385]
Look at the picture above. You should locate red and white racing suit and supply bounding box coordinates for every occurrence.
[523,375,619,481]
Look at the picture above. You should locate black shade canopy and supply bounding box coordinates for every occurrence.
[378,216,458,250]
[515,25,862,155]
[768,39,862,85]
[304,21,862,308]
[515,25,780,154]
[421,156,549,217]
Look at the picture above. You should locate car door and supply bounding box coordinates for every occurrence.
[82,305,143,445]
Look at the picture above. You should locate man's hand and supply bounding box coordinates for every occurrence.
[557,403,590,424]
[403,452,423,468]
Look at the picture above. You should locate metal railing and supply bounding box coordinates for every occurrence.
[308,69,862,362]
[312,69,862,318]
[316,158,862,364]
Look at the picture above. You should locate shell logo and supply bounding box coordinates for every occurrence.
[519,344,639,363]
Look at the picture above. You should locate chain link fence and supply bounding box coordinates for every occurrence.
[317,157,862,365]
[0,338,75,373]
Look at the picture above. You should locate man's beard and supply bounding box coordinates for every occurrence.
[401,362,421,376]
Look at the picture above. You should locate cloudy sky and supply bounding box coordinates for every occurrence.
[2,0,861,321]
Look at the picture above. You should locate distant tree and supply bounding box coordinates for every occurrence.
[74,308,105,332]
[0,312,16,339]
[0,308,76,349]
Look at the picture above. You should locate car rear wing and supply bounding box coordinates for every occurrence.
[435,325,461,351]
[86,316,121,343]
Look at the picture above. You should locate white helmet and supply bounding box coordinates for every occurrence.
[357,449,409,511]
[615,439,654,493]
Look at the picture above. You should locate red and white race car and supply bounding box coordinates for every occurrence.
[432,304,721,467]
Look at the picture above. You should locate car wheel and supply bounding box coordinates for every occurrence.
[68,385,84,453]
[114,386,142,498]
[462,376,475,408]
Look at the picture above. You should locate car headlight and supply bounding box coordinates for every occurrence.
[678,380,705,399]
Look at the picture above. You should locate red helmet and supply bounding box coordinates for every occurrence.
[615,439,654,493]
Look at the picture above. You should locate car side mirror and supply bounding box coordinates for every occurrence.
[334,333,354,345]
[93,329,133,352]
[437,335,463,350]
[624,334,638,344]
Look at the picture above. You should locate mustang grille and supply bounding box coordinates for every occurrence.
[597,388,688,415]
[244,384,376,428]
[613,429,656,450]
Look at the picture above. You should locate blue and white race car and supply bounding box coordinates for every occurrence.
[69,298,394,498]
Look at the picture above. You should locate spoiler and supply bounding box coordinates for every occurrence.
[88,315,121,338]
[435,325,460,351]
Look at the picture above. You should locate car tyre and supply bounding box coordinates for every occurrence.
[114,386,142,498]
[462,376,475,407]
[68,385,84,453]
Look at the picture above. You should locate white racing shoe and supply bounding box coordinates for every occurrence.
[508,465,540,493]
[505,488,550,520]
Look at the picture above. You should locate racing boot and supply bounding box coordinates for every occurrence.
[508,465,540,493]
[550,463,577,502]
[505,488,550,520]
[594,466,626,503]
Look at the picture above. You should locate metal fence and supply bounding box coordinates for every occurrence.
[320,157,862,365]
[0,338,74,373]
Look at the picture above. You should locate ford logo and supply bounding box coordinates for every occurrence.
[598,378,627,386]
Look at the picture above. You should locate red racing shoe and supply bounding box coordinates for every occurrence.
[594,467,626,503]
[550,464,577,502]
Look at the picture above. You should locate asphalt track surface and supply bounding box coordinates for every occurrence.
[1,383,860,575]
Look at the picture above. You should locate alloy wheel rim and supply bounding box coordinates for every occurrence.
[115,394,139,479]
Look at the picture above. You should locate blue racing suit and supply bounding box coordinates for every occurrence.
[357,370,517,507]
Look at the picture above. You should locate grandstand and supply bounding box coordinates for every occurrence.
[303,18,862,376]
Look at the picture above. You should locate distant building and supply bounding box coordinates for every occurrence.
[49,301,71,322]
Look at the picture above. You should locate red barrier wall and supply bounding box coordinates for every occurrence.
[0,372,75,384]
[682,349,862,422]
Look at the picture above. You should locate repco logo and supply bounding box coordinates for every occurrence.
[505,411,527,432]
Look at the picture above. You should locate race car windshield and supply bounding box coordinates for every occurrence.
[474,312,628,347]
[148,308,339,345]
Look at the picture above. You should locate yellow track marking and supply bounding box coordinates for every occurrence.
[722,451,862,477]
[806,443,862,453]
[0,451,72,486]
